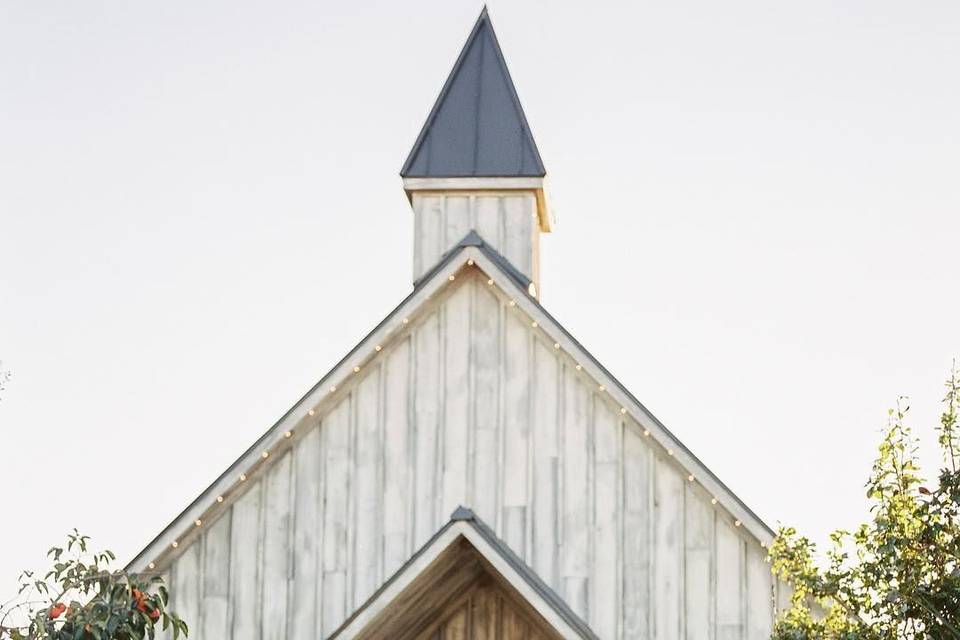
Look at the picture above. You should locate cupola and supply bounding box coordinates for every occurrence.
[401,8,550,294]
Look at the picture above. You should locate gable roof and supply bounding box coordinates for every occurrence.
[400,7,546,178]
[329,507,598,640]
[127,232,773,574]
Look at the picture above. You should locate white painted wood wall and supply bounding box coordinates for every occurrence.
[412,193,539,289]
[157,271,774,639]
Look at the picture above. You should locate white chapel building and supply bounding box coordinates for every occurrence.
[130,9,783,640]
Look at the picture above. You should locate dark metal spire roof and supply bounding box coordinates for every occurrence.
[400,7,546,178]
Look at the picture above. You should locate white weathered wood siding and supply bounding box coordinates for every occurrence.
[412,193,539,289]
[159,271,773,639]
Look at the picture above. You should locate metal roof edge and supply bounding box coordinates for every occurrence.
[328,507,598,640]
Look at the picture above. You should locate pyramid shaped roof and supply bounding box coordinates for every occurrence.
[401,8,546,178]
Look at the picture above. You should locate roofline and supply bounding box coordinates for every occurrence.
[399,7,546,178]
[328,507,598,640]
[125,241,484,573]
[128,232,773,573]
[468,242,777,542]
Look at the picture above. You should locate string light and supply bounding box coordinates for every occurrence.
[688,474,695,482]
[735,520,742,527]
[575,364,582,371]
[375,345,382,352]
[643,429,650,437]
[195,519,202,527]
[667,449,674,456]
[509,300,516,307]
[620,407,627,414]
[284,430,292,438]
[148,562,155,570]
[598,385,605,392]
[308,409,315,416]
[554,342,560,349]
[240,474,247,482]
[171,541,178,549]
[330,386,337,393]
[402,317,409,324]
[353,366,360,373]
[711,497,718,505]
[531,321,538,328]
[487,279,494,285]
[261,451,269,459]
[217,496,224,503]
[448,275,455,281]
[467,259,474,266]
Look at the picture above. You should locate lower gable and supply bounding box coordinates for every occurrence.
[339,535,565,640]
[151,266,776,640]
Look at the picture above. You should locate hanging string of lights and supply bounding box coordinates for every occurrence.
[147,256,766,572]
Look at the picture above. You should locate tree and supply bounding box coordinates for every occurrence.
[0,531,188,640]
[770,371,960,639]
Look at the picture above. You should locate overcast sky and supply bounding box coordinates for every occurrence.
[2,0,959,597]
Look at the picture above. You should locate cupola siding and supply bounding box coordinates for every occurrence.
[131,8,782,639]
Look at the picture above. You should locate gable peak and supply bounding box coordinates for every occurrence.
[401,8,545,178]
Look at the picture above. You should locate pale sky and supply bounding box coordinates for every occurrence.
[2,0,959,599]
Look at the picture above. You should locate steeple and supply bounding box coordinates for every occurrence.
[402,8,551,292]
[401,7,545,178]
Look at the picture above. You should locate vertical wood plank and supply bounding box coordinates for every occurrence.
[471,587,499,640]
[592,402,619,638]
[502,195,534,277]
[475,196,501,250]
[654,457,684,640]
[623,424,653,640]
[445,195,471,248]
[443,605,469,640]
[502,506,527,559]
[502,309,530,556]
[172,539,200,639]
[201,513,231,639]
[290,427,322,639]
[261,451,292,640]
[532,341,559,588]
[502,602,530,640]
[383,338,412,576]
[415,195,444,279]
[229,480,262,640]
[685,485,715,640]
[775,579,793,616]
[561,367,590,618]
[746,544,773,640]
[353,367,382,607]
[322,399,351,636]
[156,571,172,640]
[472,285,500,526]
[443,282,471,516]
[414,311,441,547]
[716,520,745,640]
